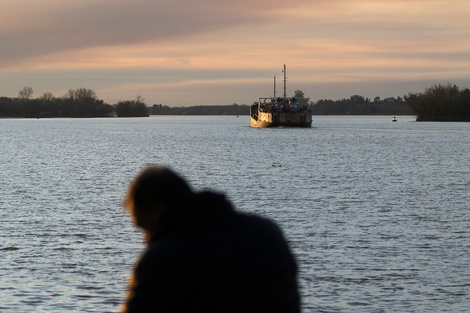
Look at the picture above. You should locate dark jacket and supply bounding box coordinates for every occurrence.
[124,191,300,313]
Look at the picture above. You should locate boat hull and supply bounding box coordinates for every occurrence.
[250,111,312,128]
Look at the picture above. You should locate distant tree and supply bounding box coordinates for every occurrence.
[311,94,412,115]
[294,90,305,98]
[66,88,97,102]
[135,95,145,104]
[115,95,149,117]
[0,96,17,116]
[40,92,54,102]
[151,104,170,115]
[1,89,114,118]
[149,103,250,115]
[18,87,34,100]
[350,95,366,103]
[60,88,112,117]
[405,84,470,121]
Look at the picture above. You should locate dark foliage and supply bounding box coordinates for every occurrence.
[6,85,468,119]
[116,100,149,117]
[0,89,114,118]
[150,103,250,115]
[405,84,470,121]
[310,95,413,115]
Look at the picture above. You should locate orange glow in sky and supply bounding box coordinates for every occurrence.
[1,0,469,106]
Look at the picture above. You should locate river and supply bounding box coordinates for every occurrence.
[1,116,469,312]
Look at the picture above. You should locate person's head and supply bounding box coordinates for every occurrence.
[124,165,192,234]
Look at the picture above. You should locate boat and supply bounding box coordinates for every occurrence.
[250,65,312,128]
[392,116,397,122]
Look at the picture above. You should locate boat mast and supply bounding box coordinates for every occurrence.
[282,64,287,99]
[273,76,276,98]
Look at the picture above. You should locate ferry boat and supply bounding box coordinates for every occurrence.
[250,65,312,128]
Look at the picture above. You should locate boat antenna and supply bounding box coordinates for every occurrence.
[273,76,276,98]
[282,64,287,99]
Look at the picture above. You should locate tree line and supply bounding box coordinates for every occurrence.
[312,85,470,120]
[404,84,470,121]
[150,96,413,116]
[0,87,148,118]
[150,103,250,115]
[2,85,469,119]
[311,95,413,115]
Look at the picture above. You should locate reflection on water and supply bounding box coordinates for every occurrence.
[1,116,469,312]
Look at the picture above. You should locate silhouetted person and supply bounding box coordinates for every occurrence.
[122,165,300,313]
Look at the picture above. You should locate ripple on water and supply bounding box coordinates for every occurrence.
[1,117,469,312]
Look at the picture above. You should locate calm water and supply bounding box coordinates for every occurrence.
[1,116,469,312]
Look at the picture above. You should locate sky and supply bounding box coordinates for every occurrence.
[1,0,470,106]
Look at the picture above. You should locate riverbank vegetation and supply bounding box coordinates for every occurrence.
[310,95,412,115]
[1,84,469,119]
[150,96,413,115]
[150,103,250,115]
[404,84,470,121]
[0,87,148,118]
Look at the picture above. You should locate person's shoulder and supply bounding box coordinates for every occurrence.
[233,211,298,271]
[237,211,281,229]
[233,211,287,242]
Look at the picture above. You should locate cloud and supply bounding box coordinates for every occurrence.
[3,0,468,69]
[1,0,469,105]
[0,0,313,67]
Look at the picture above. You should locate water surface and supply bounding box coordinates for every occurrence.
[1,116,469,312]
